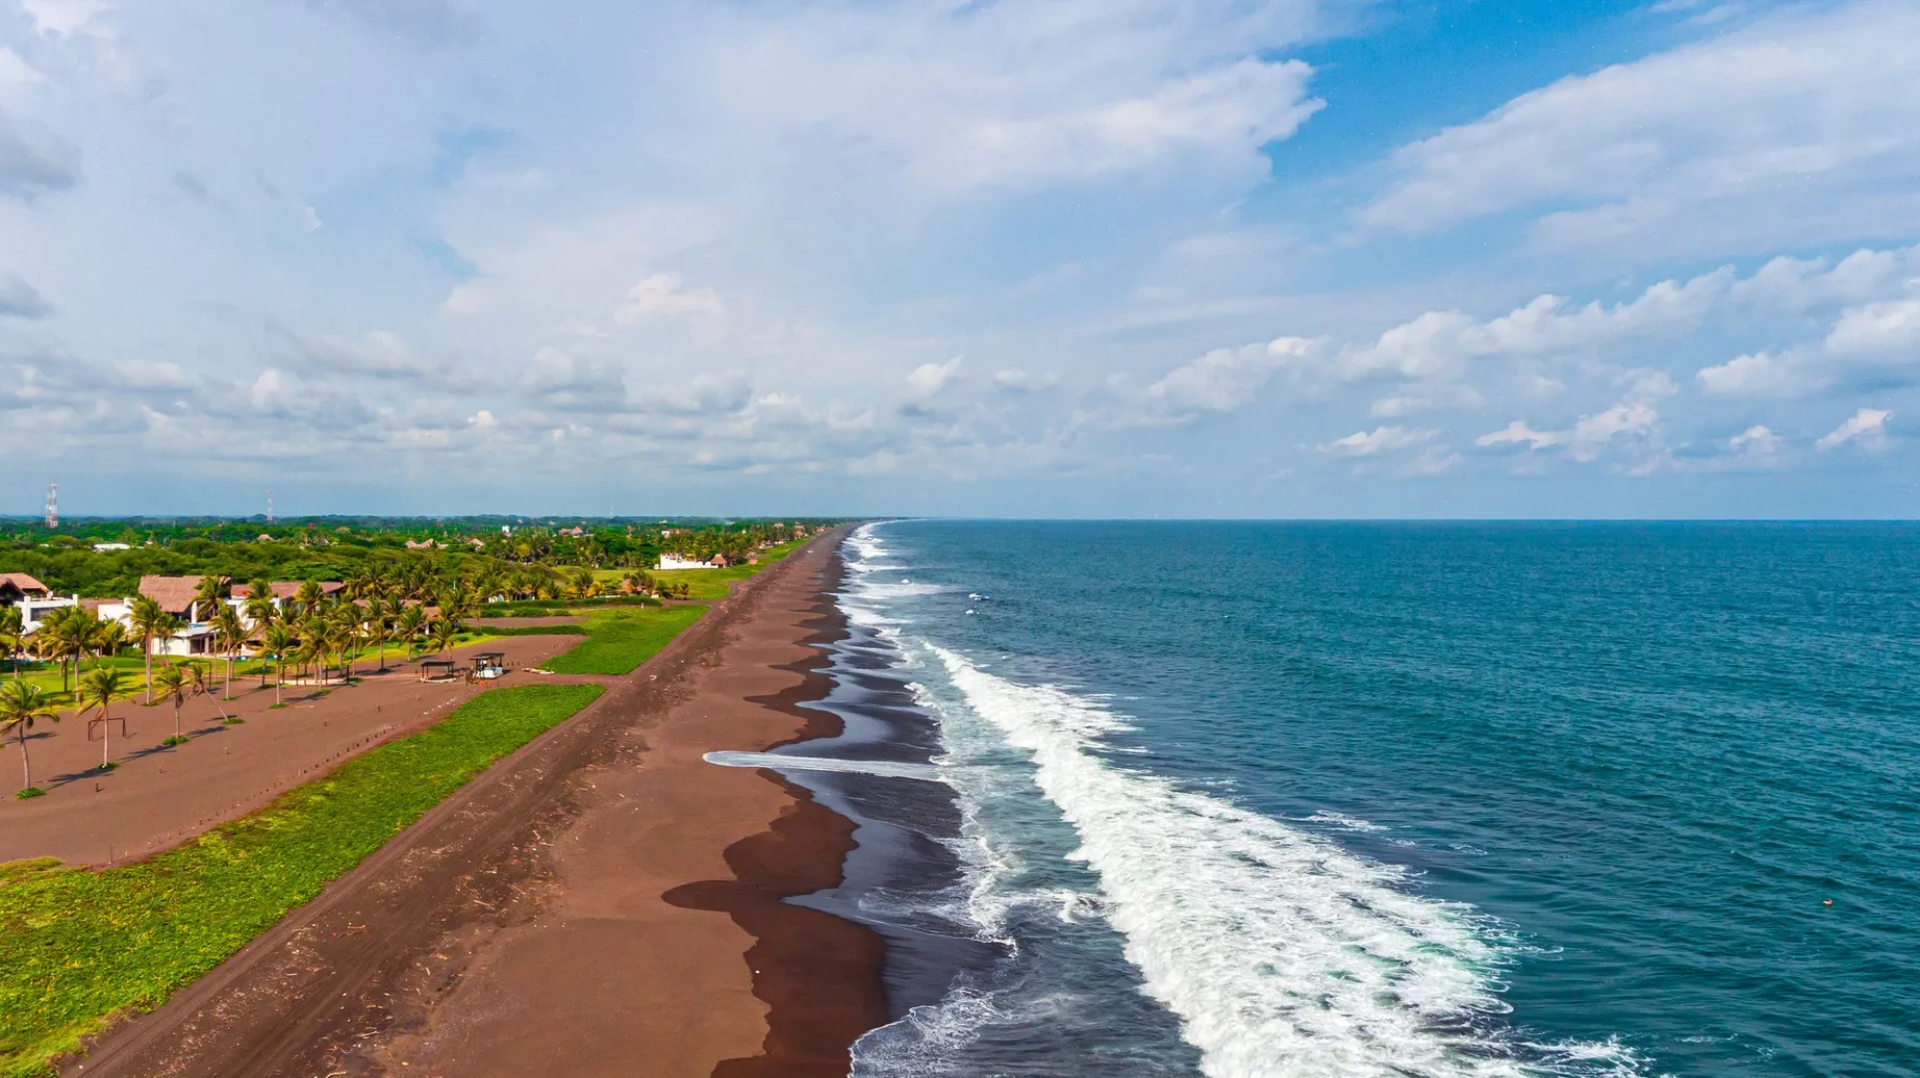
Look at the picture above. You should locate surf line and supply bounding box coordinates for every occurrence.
[705,750,941,781]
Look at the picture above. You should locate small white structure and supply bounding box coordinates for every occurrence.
[93,542,131,552]
[658,554,715,570]
[17,595,80,633]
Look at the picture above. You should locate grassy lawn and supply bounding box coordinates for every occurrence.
[0,682,604,1078]
[540,606,706,675]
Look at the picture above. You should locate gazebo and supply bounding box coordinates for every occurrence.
[419,660,457,682]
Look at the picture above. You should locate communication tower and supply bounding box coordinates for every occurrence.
[267,489,274,525]
[45,483,57,529]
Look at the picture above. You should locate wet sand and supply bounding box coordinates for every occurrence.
[1,634,586,867]
[65,531,883,1078]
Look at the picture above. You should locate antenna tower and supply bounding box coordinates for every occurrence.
[267,489,274,525]
[45,483,57,529]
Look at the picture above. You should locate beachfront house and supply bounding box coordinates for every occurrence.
[0,573,50,608]
[229,581,347,625]
[137,575,219,656]
[658,553,715,570]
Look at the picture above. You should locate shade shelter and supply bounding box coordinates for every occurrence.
[419,660,458,682]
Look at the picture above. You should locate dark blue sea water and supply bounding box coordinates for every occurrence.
[739,521,1920,1078]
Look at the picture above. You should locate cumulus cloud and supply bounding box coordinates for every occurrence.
[1729,425,1781,455]
[1473,400,1658,464]
[1359,1,1920,255]
[1316,425,1434,457]
[707,0,1328,196]
[1825,299,1920,355]
[1816,407,1891,451]
[903,356,964,403]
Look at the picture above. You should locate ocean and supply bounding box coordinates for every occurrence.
[729,520,1920,1078]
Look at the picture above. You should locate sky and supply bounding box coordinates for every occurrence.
[2,0,1918,519]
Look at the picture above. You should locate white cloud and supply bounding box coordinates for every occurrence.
[1316,425,1434,457]
[19,0,109,36]
[1476,420,1565,451]
[1360,1,1920,255]
[1472,400,1657,463]
[992,368,1058,392]
[1695,350,1826,398]
[1116,335,1319,428]
[1729,424,1780,455]
[614,273,725,325]
[1816,407,1891,451]
[1825,299,1920,355]
[1569,400,1657,462]
[904,355,964,402]
[704,0,1328,196]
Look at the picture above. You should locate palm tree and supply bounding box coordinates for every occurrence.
[262,624,296,706]
[327,614,358,681]
[151,664,190,744]
[92,619,127,667]
[243,583,278,686]
[293,579,324,618]
[396,605,426,658]
[0,679,58,797]
[295,633,326,686]
[0,604,23,677]
[77,666,132,770]
[364,596,392,672]
[191,574,228,625]
[32,607,81,693]
[211,602,247,698]
[430,617,461,660]
[128,594,170,702]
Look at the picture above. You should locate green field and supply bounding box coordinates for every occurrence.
[540,606,706,675]
[0,683,604,1078]
[594,538,805,601]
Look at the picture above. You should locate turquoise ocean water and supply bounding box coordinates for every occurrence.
[760,521,1918,1078]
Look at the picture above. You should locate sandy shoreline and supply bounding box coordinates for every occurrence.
[64,530,885,1077]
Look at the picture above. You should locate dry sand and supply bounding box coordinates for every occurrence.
[65,531,883,1078]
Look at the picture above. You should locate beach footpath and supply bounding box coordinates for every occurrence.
[46,529,881,1078]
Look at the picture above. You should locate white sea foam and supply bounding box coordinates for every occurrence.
[703,751,941,781]
[925,643,1642,1078]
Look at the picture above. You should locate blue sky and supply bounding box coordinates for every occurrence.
[2,0,1917,518]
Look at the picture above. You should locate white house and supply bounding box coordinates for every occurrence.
[658,553,716,570]
[16,595,80,633]
[93,542,131,552]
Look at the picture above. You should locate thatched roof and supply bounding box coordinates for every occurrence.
[233,581,345,601]
[0,572,49,598]
[138,575,206,615]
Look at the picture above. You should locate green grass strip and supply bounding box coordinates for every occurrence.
[541,606,706,675]
[0,682,605,1078]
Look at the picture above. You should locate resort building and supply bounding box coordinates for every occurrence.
[658,553,716,570]
[0,572,50,607]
